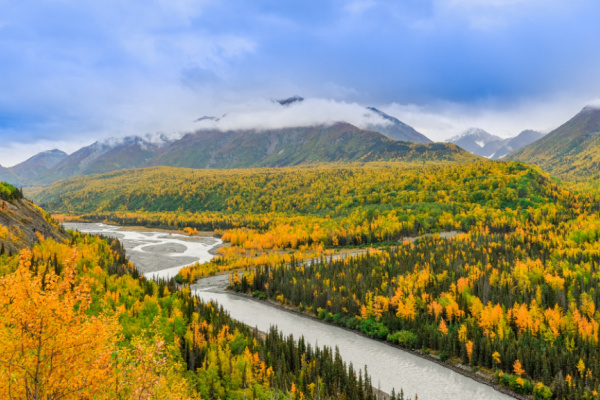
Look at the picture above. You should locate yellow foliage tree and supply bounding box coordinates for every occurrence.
[577,358,586,378]
[492,351,501,366]
[0,250,121,400]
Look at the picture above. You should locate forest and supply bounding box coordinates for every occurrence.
[0,224,397,399]
[24,159,600,399]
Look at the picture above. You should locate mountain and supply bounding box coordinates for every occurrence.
[364,107,431,143]
[146,122,474,169]
[32,135,171,186]
[491,130,545,159]
[23,123,477,186]
[506,106,600,179]
[10,149,67,181]
[448,128,544,159]
[0,149,67,186]
[448,128,504,158]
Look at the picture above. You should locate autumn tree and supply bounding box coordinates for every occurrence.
[0,250,121,400]
[513,359,525,377]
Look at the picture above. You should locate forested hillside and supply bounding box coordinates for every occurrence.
[31,158,600,398]
[507,107,600,180]
[0,181,67,254]
[33,161,557,279]
[0,208,394,399]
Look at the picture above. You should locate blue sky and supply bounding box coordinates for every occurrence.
[2,0,600,166]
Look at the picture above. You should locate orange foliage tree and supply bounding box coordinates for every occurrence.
[0,250,121,400]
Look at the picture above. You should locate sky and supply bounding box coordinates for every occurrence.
[1,0,600,166]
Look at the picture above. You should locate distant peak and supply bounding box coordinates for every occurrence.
[39,149,68,156]
[580,105,600,114]
[366,107,399,123]
[195,114,227,123]
[195,116,218,122]
[448,128,489,142]
[276,96,304,106]
[464,127,490,135]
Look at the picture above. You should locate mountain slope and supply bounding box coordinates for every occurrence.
[0,149,67,186]
[32,136,170,186]
[364,107,431,143]
[10,149,67,181]
[507,107,600,179]
[491,130,544,159]
[147,122,467,169]
[0,181,67,254]
[0,166,18,185]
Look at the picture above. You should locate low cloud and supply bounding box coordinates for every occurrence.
[194,98,392,131]
[3,93,598,168]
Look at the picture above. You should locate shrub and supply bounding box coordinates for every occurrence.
[387,330,418,349]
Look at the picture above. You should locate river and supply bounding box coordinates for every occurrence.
[62,222,222,280]
[65,222,514,400]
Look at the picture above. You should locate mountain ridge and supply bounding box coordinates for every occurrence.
[0,149,67,186]
[506,106,600,179]
[364,107,431,143]
[26,122,476,186]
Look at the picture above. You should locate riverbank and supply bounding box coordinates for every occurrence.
[214,285,529,400]
[66,222,523,399]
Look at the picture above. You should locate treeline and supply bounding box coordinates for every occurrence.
[0,231,396,399]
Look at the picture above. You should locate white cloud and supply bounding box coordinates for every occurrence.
[195,98,391,131]
[2,93,596,168]
[585,98,600,109]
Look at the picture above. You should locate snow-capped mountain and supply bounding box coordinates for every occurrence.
[448,128,544,159]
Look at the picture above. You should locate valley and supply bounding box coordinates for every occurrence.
[21,156,592,399]
[67,222,514,400]
[5,107,600,399]
[3,2,600,399]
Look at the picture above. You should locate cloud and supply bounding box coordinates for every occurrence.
[382,94,590,141]
[194,98,391,131]
[1,0,600,166]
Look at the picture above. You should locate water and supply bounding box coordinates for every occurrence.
[62,222,222,280]
[194,289,513,400]
[66,222,514,400]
